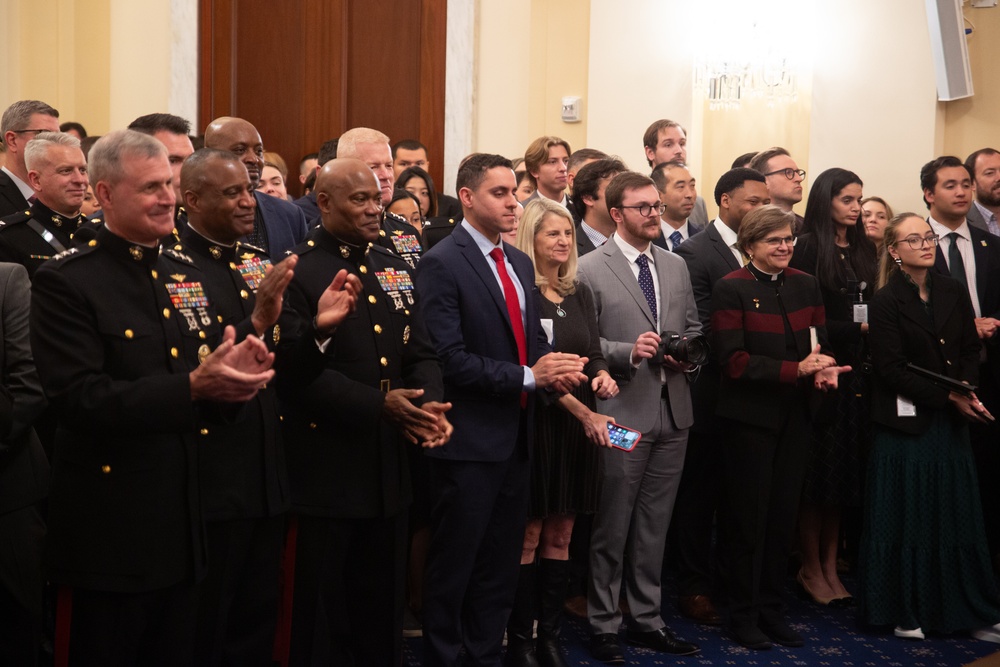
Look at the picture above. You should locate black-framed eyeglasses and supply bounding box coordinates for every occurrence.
[764,168,806,181]
[896,233,940,249]
[620,203,666,217]
[759,235,797,248]
[10,129,49,136]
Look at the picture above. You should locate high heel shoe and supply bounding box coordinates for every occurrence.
[894,626,925,640]
[796,570,834,606]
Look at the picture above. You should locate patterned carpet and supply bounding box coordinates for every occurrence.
[403,575,1000,666]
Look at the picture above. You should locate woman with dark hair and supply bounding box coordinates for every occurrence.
[861,212,1000,642]
[397,166,439,219]
[790,167,876,607]
[711,205,850,650]
[387,189,424,231]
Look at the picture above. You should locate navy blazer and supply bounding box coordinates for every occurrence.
[292,191,320,227]
[253,191,309,258]
[0,171,29,220]
[415,223,551,462]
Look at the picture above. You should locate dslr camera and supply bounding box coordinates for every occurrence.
[650,331,709,367]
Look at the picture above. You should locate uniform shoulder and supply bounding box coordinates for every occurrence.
[162,246,199,268]
[0,209,32,230]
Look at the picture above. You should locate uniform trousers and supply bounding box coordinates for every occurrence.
[0,505,45,666]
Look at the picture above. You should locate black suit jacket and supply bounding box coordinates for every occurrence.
[575,221,599,257]
[675,223,741,434]
[932,222,1000,385]
[0,171,28,220]
[292,191,320,227]
[869,270,980,435]
[0,263,48,515]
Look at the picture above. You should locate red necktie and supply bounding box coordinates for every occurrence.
[489,248,528,407]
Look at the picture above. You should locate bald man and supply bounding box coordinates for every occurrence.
[204,117,308,258]
[277,158,449,666]
[176,148,359,665]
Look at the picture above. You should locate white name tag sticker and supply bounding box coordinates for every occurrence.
[897,395,917,417]
[853,304,868,324]
[540,318,554,346]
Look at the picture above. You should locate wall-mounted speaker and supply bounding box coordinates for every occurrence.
[925,0,974,100]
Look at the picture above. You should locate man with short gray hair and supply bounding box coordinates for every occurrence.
[0,100,60,217]
[31,129,275,665]
[0,132,89,278]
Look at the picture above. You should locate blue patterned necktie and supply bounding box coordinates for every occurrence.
[635,254,657,322]
[669,230,683,251]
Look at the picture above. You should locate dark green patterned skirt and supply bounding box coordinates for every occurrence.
[858,410,1000,633]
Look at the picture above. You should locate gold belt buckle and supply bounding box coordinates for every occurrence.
[380,379,391,393]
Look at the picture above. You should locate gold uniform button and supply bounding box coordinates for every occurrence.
[101,465,111,474]
[368,295,377,304]
[124,329,134,339]
[217,315,224,323]
[151,269,158,279]
[162,308,170,319]
[170,347,179,358]
[240,290,249,299]
[309,422,317,429]
[198,331,206,339]
[379,230,386,237]
[380,356,388,367]
[360,265,368,274]
[200,428,209,436]
[88,239,98,247]
[374,324,382,334]
[307,240,315,247]
[279,415,284,421]
[940,338,946,345]
[404,309,410,316]
[229,262,237,270]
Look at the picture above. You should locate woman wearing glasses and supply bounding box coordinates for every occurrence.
[790,168,877,607]
[860,213,1000,643]
[711,205,850,650]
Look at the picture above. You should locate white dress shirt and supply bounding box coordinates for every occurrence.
[929,216,982,317]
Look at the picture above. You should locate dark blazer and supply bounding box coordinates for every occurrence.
[711,267,831,429]
[291,191,320,227]
[967,202,991,234]
[652,219,703,251]
[869,270,980,435]
[575,221,600,257]
[932,221,1000,385]
[253,191,309,258]
[31,227,221,592]
[789,233,870,360]
[278,226,442,518]
[675,222,741,433]
[0,171,28,220]
[0,263,48,515]
[415,223,551,462]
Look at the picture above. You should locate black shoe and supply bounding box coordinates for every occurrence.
[759,618,804,647]
[625,627,700,656]
[730,626,773,651]
[589,633,624,664]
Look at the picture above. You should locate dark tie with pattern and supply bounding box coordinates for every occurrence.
[669,230,683,251]
[947,232,968,291]
[490,248,528,407]
[636,254,657,323]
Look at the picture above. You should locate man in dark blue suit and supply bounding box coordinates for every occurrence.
[924,155,1000,565]
[650,161,703,251]
[204,117,308,258]
[416,153,587,666]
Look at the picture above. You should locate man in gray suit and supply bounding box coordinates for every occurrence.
[578,171,701,663]
[965,147,1000,236]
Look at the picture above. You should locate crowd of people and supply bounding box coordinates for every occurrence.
[1,97,1000,667]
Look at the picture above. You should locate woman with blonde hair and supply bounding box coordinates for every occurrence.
[503,198,618,667]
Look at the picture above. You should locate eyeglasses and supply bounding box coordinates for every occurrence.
[759,235,797,248]
[10,129,49,136]
[763,168,806,181]
[896,233,940,249]
[619,203,666,217]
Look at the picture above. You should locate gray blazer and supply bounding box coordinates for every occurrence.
[578,236,701,433]
[967,202,991,234]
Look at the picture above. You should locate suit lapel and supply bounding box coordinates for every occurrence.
[892,272,935,336]
[707,225,740,272]
[602,241,656,328]
[453,226,514,333]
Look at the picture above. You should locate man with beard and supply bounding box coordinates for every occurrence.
[965,148,1000,237]
[203,117,309,258]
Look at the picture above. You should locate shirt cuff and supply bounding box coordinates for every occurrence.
[523,366,535,391]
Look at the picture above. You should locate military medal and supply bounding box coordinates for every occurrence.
[235,256,272,291]
[375,267,415,310]
[165,281,210,331]
[390,234,422,269]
